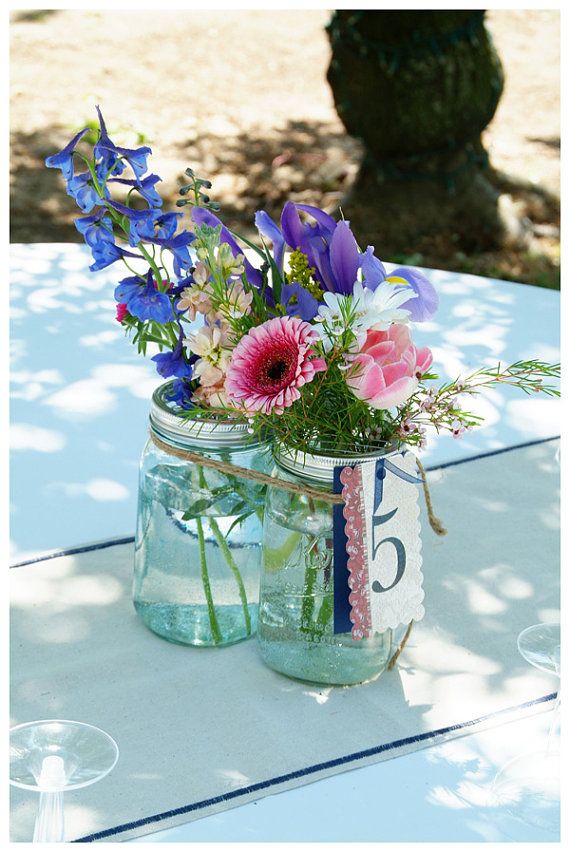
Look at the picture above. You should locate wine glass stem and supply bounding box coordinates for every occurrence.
[33,791,64,842]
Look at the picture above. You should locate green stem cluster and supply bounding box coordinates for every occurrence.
[196,465,252,642]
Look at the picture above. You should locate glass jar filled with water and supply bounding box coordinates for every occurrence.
[258,444,394,684]
[133,381,270,646]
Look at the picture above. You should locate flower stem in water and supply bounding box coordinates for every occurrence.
[208,515,252,635]
[197,464,251,635]
[196,514,223,644]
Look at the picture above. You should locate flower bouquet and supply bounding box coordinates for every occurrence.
[46,109,559,679]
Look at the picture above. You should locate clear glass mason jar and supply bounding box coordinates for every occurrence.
[133,381,270,647]
[257,444,395,685]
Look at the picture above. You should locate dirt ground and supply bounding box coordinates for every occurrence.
[10,9,560,287]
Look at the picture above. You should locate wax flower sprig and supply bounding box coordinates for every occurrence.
[393,359,560,447]
[45,107,560,455]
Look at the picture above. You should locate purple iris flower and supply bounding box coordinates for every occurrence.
[114,269,173,324]
[45,127,90,181]
[191,207,262,288]
[327,220,361,295]
[259,202,361,295]
[281,281,321,321]
[359,246,387,292]
[280,202,338,287]
[388,267,439,322]
[107,174,163,208]
[280,202,337,257]
[288,209,359,295]
[94,105,151,181]
[152,334,194,379]
[255,210,285,273]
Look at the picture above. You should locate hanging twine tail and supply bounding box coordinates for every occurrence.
[387,621,414,670]
[416,458,447,537]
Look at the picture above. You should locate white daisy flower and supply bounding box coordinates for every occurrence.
[315,281,416,352]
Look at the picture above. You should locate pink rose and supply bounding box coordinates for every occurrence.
[346,324,433,409]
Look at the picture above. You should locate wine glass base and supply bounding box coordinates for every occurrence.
[489,749,560,840]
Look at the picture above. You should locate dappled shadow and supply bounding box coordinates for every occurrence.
[11,118,560,287]
[9,440,559,841]
[11,128,82,242]
[11,9,59,23]
[171,120,363,237]
[526,135,560,151]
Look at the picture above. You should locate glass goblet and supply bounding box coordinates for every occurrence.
[10,719,119,842]
[489,623,560,840]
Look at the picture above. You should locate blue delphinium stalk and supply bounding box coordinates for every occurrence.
[114,270,173,324]
[45,106,198,382]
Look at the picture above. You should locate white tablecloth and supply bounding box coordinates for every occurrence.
[10,441,560,842]
[9,244,561,842]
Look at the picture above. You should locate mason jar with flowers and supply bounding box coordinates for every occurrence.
[177,199,558,685]
[46,109,559,677]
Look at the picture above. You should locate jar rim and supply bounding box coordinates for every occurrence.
[149,381,265,449]
[274,440,402,482]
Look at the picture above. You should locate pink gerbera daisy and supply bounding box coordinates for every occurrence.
[225,316,326,414]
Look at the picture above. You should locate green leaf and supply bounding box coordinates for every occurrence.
[181,499,212,519]
[225,510,254,538]
[258,234,283,304]
[224,499,248,516]
[227,227,266,259]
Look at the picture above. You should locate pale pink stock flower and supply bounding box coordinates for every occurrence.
[177,285,214,321]
[346,324,433,410]
[193,359,228,387]
[185,326,232,387]
[225,316,326,415]
[193,380,232,409]
[193,261,209,286]
[222,281,253,319]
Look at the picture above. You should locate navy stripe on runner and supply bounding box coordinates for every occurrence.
[9,435,559,570]
[10,536,135,568]
[73,690,558,842]
[424,434,559,473]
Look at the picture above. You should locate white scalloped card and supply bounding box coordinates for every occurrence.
[334,451,425,640]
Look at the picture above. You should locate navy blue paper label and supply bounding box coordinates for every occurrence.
[333,464,353,634]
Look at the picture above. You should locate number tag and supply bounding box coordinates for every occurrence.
[334,451,425,640]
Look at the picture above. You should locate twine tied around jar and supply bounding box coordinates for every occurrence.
[149,430,447,536]
[148,430,448,667]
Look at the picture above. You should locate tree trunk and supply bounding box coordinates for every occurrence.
[327,10,507,254]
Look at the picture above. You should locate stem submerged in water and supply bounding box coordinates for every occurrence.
[209,516,252,635]
[196,514,223,644]
[196,465,252,636]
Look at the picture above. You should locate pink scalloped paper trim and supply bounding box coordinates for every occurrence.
[340,465,371,641]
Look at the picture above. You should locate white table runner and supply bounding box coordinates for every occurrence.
[10,439,560,842]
